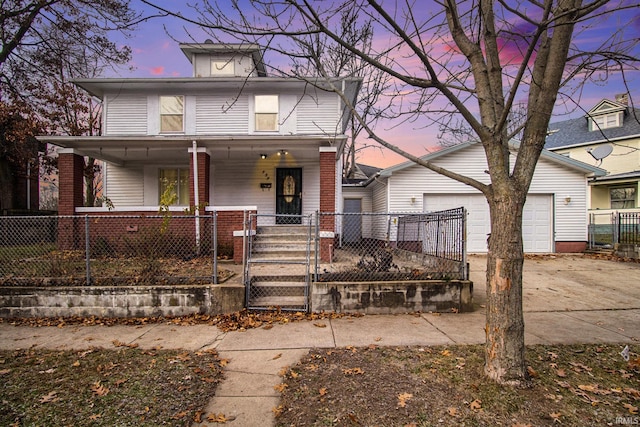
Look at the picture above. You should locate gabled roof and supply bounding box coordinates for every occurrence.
[586,98,628,117]
[343,163,382,185]
[545,106,640,150]
[378,140,606,177]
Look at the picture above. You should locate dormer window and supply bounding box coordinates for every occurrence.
[590,112,620,131]
[211,59,234,76]
[160,96,184,133]
[255,95,278,131]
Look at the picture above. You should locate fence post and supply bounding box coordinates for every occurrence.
[85,215,91,285]
[315,211,319,278]
[213,212,218,285]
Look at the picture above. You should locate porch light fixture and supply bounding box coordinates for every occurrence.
[277,149,288,156]
[260,153,268,159]
[564,196,571,205]
[410,195,416,204]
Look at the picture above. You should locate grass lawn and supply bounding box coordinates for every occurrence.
[0,347,224,426]
[275,343,640,427]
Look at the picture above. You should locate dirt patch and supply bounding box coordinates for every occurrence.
[276,344,640,427]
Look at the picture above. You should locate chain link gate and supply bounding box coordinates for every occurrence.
[244,213,314,311]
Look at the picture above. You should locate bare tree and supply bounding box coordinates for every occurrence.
[143,0,639,384]
[1,0,138,208]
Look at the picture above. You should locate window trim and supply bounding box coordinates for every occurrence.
[254,94,279,132]
[160,95,185,134]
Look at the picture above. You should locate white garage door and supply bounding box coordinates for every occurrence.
[424,194,553,253]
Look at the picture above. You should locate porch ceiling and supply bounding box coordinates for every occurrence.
[39,135,342,165]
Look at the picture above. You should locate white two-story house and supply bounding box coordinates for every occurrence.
[40,42,361,261]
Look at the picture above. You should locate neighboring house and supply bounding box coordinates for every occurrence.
[343,142,605,253]
[38,41,361,261]
[545,94,640,215]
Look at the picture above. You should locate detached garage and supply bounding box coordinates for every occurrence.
[347,141,605,253]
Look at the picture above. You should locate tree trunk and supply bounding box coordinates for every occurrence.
[484,191,527,385]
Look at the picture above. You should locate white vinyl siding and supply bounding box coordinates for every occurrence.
[196,95,249,134]
[104,164,144,206]
[296,92,339,134]
[211,159,320,225]
[105,95,147,135]
[381,143,591,251]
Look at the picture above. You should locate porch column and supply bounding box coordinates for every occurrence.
[57,148,84,250]
[188,147,210,207]
[319,147,337,261]
[57,148,84,215]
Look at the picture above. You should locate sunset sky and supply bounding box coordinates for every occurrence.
[107,1,640,168]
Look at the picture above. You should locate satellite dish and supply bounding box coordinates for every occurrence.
[587,144,613,161]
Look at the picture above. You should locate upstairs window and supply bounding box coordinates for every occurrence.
[610,186,636,209]
[255,95,278,131]
[159,168,189,206]
[211,60,235,76]
[160,96,184,133]
[591,113,620,131]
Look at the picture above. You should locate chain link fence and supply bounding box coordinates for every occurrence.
[0,214,223,286]
[316,208,467,282]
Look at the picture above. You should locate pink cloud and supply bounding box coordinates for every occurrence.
[150,66,165,76]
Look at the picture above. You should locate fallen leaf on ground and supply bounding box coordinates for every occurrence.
[91,381,109,396]
[319,387,328,396]
[624,403,639,414]
[447,407,457,416]
[272,353,282,360]
[342,367,364,375]
[313,322,327,328]
[550,412,562,423]
[207,412,229,423]
[470,399,482,410]
[274,383,288,392]
[397,392,413,408]
[39,391,58,403]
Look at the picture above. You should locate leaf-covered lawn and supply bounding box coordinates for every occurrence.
[276,344,640,427]
[0,347,224,426]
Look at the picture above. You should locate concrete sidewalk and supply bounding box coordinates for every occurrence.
[1,254,639,426]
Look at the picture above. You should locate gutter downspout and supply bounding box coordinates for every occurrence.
[192,140,201,255]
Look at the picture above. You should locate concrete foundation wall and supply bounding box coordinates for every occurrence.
[312,280,473,314]
[615,243,640,259]
[0,284,245,318]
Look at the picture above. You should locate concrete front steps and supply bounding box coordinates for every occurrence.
[248,276,308,309]
[246,225,313,310]
[250,225,315,262]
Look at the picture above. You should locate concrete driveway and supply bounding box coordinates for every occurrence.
[468,253,640,344]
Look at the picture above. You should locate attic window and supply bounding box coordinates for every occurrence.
[591,112,620,131]
[211,60,234,76]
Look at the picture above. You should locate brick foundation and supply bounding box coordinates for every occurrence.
[555,241,587,253]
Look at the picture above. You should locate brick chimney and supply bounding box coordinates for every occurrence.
[615,93,629,105]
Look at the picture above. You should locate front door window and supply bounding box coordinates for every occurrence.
[276,168,302,224]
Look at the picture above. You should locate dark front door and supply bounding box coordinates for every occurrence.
[276,168,302,224]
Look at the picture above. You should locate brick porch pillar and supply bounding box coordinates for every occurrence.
[57,149,84,249]
[188,146,211,208]
[319,147,337,261]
